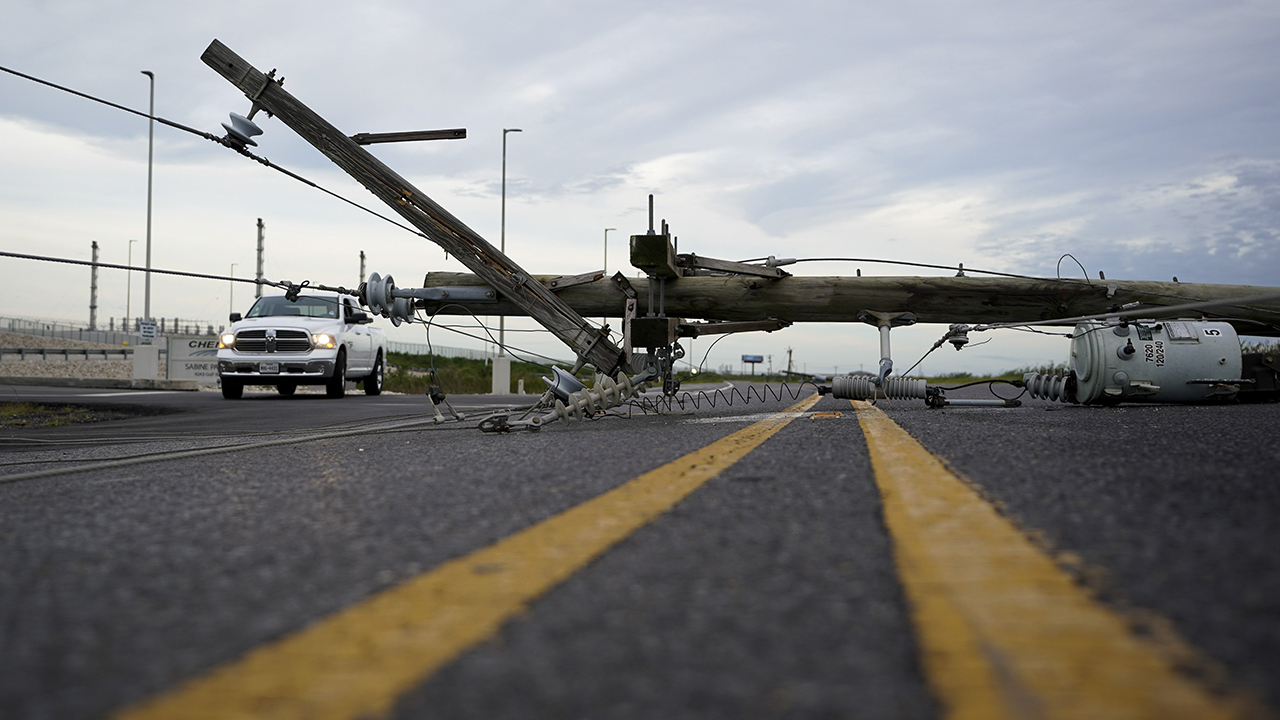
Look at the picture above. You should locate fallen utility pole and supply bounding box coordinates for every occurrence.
[201,39,626,375]
[416,272,1280,335]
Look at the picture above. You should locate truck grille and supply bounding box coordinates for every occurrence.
[235,328,311,353]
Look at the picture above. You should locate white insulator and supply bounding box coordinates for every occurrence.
[221,112,263,147]
[364,272,396,317]
[1023,372,1072,403]
[551,371,644,425]
[831,375,927,400]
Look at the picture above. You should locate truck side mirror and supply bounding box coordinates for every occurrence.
[348,310,371,324]
[229,312,242,323]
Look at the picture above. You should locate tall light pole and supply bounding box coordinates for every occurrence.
[603,228,616,275]
[126,239,137,329]
[499,127,521,357]
[230,263,237,316]
[141,70,155,321]
[603,228,616,327]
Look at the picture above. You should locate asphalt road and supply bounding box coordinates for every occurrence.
[1,382,1277,719]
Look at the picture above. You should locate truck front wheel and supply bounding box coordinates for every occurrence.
[326,351,347,398]
[221,378,244,399]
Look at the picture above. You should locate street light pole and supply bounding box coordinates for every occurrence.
[141,70,155,321]
[230,263,237,317]
[603,227,616,327]
[499,127,521,357]
[229,262,239,315]
[126,239,137,329]
[603,228,616,276]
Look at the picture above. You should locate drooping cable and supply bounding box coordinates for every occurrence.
[0,250,282,288]
[0,63,429,240]
[0,250,363,300]
[1056,253,1092,284]
[418,305,572,370]
[733,256,1082,283]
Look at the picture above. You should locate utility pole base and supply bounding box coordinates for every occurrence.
[491,356,512,395]
[132,346,160,380]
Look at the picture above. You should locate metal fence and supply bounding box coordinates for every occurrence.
[0,348,137,360]
[1,316,221,346]
[2,317,139,346]
[2,319,567,364]
[386,340,495,362]
[386,340,574,366]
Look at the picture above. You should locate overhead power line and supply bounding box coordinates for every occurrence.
[0,63,429,240]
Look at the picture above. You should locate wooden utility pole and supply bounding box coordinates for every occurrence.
[201,40,626,374]
[415,272,1280,335]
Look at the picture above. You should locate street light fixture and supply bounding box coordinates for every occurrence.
[126,239,137,329]
[499,127,522,357]
[141,70,155,321]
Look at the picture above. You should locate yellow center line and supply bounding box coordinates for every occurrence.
[853,400,1254,720]
[112,393,822,720]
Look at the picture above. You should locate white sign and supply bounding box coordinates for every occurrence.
[167,335,220,386]
[139,320,158,343]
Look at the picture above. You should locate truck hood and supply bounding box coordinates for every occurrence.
[231,317,341,333]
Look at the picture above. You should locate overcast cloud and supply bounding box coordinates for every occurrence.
[2,0,1277,375]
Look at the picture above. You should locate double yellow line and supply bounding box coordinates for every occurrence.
[114,396,1259,720]
[853,401,1255,720]
[114,394,823,720]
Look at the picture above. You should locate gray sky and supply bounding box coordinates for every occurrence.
[2,0,1277,375]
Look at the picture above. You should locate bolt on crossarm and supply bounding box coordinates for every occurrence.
[199,39,626,376]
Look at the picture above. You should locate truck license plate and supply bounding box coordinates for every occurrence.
[259,362,280,374]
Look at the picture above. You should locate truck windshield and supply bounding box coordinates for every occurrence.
[245,296,339,319]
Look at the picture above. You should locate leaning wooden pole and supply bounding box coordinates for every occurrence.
[200,40,626,374]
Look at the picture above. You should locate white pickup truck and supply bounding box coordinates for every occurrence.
[217,292,388,399]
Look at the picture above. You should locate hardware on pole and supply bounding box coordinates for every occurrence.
[255,218,265,298]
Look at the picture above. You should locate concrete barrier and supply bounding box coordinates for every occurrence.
[0,377,200,391]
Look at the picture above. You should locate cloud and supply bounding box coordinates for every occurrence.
[2,0,1278,373]
[976,161,1280,285]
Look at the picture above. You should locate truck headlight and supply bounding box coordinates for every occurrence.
[312,333,336,349]
[218,333,236,349]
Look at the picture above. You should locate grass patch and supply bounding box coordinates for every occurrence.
[917,362,1070,384]
[673,370,790,384]
[384,352,795,395]
[384,337,1279,395]
[0,402,132,428]
[385,352,572,395]
[1242,339,1280,354]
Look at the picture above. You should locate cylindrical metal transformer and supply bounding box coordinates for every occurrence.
[1068,319,1242,404]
